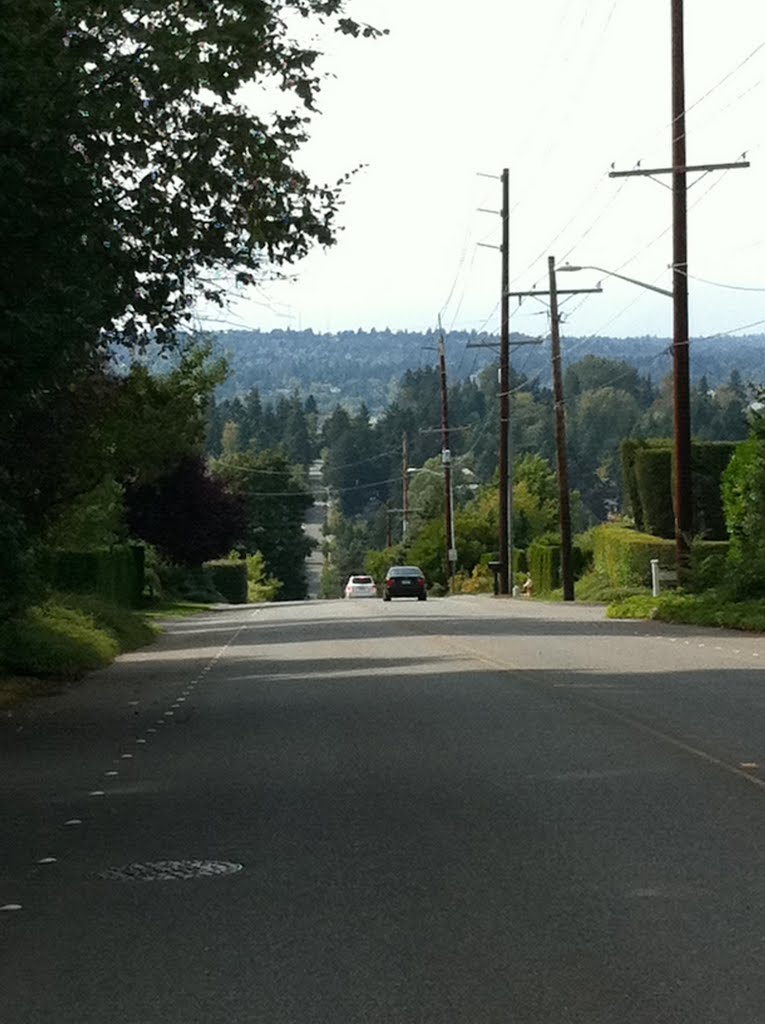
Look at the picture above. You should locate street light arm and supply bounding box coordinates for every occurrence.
[560,264,673,298]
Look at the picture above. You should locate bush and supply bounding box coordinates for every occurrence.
[692,442,737,539]
[56,593,158,651]
[633,445,674,538]
[607,591,765,632]
[246,552,282,602]
[591,524,730,590]
[688,541,729,593]
[47,546,145,607]
[453,564,494,594]
[156,562,225,603]
[592,525,675,587]
[528,538,589,595]
[722,437,765,597]
[203,559,248,604]
[620,440,647,530]
[528,541,560,594]
[572,571,647,605]
[0,603,118,677]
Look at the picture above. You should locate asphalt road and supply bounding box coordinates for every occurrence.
[3,596,765,1023]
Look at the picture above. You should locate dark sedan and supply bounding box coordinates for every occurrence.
[382,565,427,601]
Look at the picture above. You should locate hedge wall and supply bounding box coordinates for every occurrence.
[527,540,588,594]
[633,446,674,538]
[620,440,646,531]
[622,438,738,540]
[528,541,560,594]
[591,525,729,588]
[49,546,145,607]
[203,559,248,604]
[691,442,737,540]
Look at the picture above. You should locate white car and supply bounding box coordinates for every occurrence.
[344,574,377,598]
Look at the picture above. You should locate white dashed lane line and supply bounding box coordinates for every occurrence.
[2,612,257,918]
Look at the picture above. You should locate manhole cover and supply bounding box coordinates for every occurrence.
[100,860,243,881]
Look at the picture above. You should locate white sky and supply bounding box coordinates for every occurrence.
[197,0,765,341]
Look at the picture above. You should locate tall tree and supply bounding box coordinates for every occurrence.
[1,0,382,604]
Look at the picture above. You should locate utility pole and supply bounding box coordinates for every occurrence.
[498,168,511,595]
[385,504,393,549]
[548,256,575,602]
[609,0,748,574]
[477,169,512,594]
[508,266,601,602]
[670,0,692,574]
[402,433,410,541]
[438,329,457,588]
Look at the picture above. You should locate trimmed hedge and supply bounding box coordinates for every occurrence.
[691,441,737,540]
[592,526,674,587]
[48,546,145,607]
[633,446,674,538]
[203,559,248,604]
[528,540,588,594]
[622,438,739,541]
[528,541,560,594]
[591,525,729,588]
[620,440,646,531]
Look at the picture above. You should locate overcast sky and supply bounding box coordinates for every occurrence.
[197,0,765,342]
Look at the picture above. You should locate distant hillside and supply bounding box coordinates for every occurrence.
[210,328,765,413]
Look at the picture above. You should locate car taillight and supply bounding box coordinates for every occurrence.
[387,578,394,587]
[418,577,425,585]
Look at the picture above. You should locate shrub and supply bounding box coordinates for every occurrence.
[592,525,676,587]
[528,540,561,594]
[246,552,282,602]
[688,541,729,593]
[0,603,118,677]
[722,437,765,597]
[0,501,38,618]
[591,524,730,590]
[156,562,224,603]
[607,591,765,632]
[47,546,145,607]
[634,445,674,538]
[691,442,737,539]
[56,593,158,651]
[620,440,647,530]
[454,563,494,594]
[203,559,248,604]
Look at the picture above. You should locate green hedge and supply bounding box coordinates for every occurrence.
[48,546,145,607]
[620,440,646,531]
[633,446,674,538]
[691,442,737,540]
[622,438,738,541]
[528,541,560,594]
[203,559,248,604]
[592,525,729,588]
[527,540,588,594]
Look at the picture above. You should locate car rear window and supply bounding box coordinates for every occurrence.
[389,566,423,577]
[351,576,373,584]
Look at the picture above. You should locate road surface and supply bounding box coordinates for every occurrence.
[3,595,765,1023]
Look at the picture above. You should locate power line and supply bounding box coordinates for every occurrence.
[681,272,765,293]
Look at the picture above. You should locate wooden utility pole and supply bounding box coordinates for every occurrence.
[438,331,456,587]
[548,256,575,602]
[402,433,410,541]
[498,168,511,595]
[670,0,692,572]
[609,0,748,575]
[507,271,602,602]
